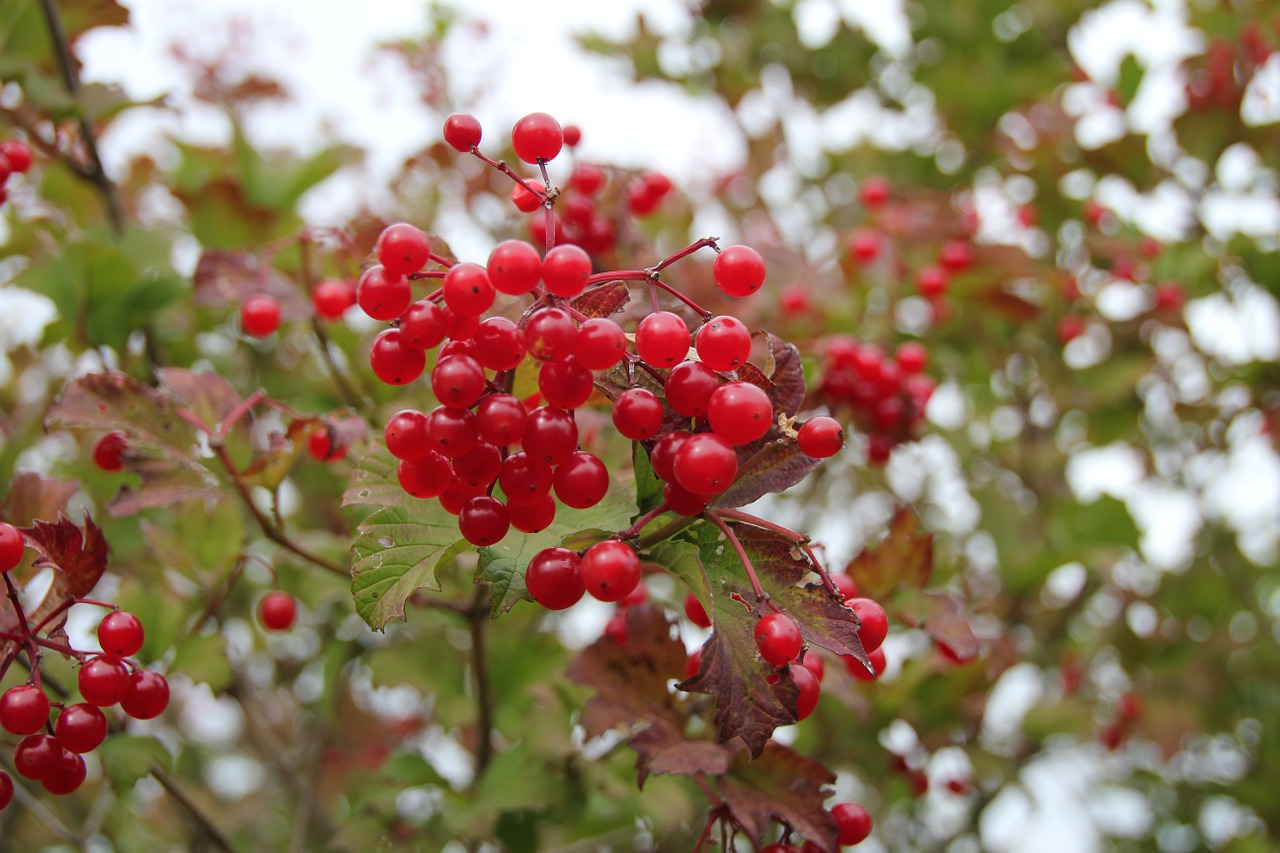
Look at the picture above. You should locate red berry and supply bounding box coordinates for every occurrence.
[542,244,592,297]
[258,591,297,631]
[1057,315,1085,344]
[538,356,594,409]
[713,245,766,297]
[562,124,582,147]
[649,430,689,482]
[512,112,564,164]
[695,315,751,372]
[580,540,641,603]
[42,749,86,796]
[439,477,486,515]
[1,684,50,735]
[665,361,720,418]
[452,441,502,488]
[55,703,107,754]
[0,521,27,572]
[708,381,773,445]
[369,328,426,386]
[612,388,665,441]
[0,140,32,173]
[673,433,737,495]
[443,113,482,151]
[683,648,702,680]
[859,176,889,207]
[576,318,627,370]
[313,280,356,319]
[895,341,928,374]
[663,481,709,516]
[916,265,948,298]
[98,610,144,657]
[508,493,556,533]
[801,651,825,683]
[939,239,973,272]
[1154,281,1184,313]
[376,223,431,277]
[458,496,510,546]
[487,239,542,295]
[525,547,584,610]
[524,307,578,362]
[397,453,452,499]
[796,417,843,458]
[833,573,858,599]
[511,180,543,213]
[754,612,803,666]
[521,406,578,466]
[241,294,282,337]
[791,662,820,721]
[78,656,130,707]
[399,299,447,350]
[356,265,411,321]
[779,284,809,315]
[684,592,711,628]
[476,394,527,446]
[385,409,432,461]
[431,354,487,408]
[847,597,889,653]
[0,769,11,810]
[552,451,608,509]
[848,228,882,264]
[499,452,554,502]
[121,670,170,720]
[832,802,873,845]
[636,311,690,367]
[443,262,495,317]
[14,734,61,780]
[570,163,605,196]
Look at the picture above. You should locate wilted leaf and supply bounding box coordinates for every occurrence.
[845,507,933,601]
[571,280,630,318]
[719,742,838,849]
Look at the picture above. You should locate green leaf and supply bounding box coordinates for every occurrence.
[170,633,232,691]
[97,735,170,793]
[350,506,470,630]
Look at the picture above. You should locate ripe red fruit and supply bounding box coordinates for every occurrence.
[665,361,720,419]
[916,264,948,298]
[443,262,495,317]
[1,684,50,735]
[649,430,689,482]
[432,354,487,408]
[779,283,809,315]
[695,315,751,371]
[707,381,773,445]
[0,521,27,572]
[313,279,356,319]
[55,703,107,753]
[398,454,452,499]
[1154,281,1184,312]
[859,175,889,207]
[476,394,527,446]
[1057,315,1085,344]
[581,540,642,603]
[511,180,543,212]
[385,409,432,462]
[525,547,584,610]
[521,406,578,466]
[0,769,11,810]
[0,139,32,173]
[538,357,594,409]
[939,239,974,272]
[801,651,825,683]
[831,802,873,845]
[14,734,61,780]
[684,592,711,628]
[487,239,542,295]
[713,245,766,297]
[258,591,297,631]
[93,430,128,472]
[78,656,130,707]
[553,451,609,509]
[369,328,426,385]
[42,750,87,796]
[612,388,665,441]
[847,597,889,653]
[357,265,411,321]
[121,670,170,720]
[562,124,582,147]
[458,496,510,546]
[508,493,556,533]
[524,307,578,362]
[673,433,738,495]
[512,112,564,164]
[791,662,820,721]
[636,311,690,367]
[796,416,843,458]
[98,610,144,657]
[833,573,858,599]
[542,244,592,297]
[663,481,709,516]
[576,318,627,370]
[683,648,702,680]
[848,228,881,264]
[754,612,803,666]
[241,294,282,337]
[443,113,482,151]
[499,452,553,502]
[376,223,431,277]
[571,163,605,196]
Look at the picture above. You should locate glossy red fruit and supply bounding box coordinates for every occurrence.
[241,294,282,337]
[400,299,449,350]
[397,454,452,499]
[635,311,690,367]
[476,394,527,446]
[93,430,130,472]
[511,180,543,212]
[508,493,556,533]
[376,223,431,277]
[848,228,881,263]
[1057,315,1085,344]
[791,662,820,721]
[612,388,664,441]
[384,409,431,462]
[0,769,11,810]
[512,112,564,164]
[14,734,61,780]
[683,592,711,628]
[0,521,27,572]
[796,417,843,458]
[458,496,510,546]
[916,264,948,298]
[663,481,709,517]
[42,749,86,795]
[707,382,773,445]
[1,684,50,735]
[673,433,737,495]
[649,431,689,483]
[312,280,356,319]
[369,328,426,386]
[576,318,627,370]
[524,307,578,361]
[121,670,170,720]
[832,802,873,845]
[0,139,32,173]
[570,163,605,196]
[895,341,928,374]
[521,406,578,466]
[443,113,482,151]
[537,357,594,409]
[665,361,720,419]
[580,540,642,603]
[695,315,751,371]
[524,547,584,610]
[713,245,766,297]
[847,597,889,653]
[356,265,411,321]
[487,239,542,295]
[78,656,130,707]
[859,175,889,207]
[98,610,144,658]
[443,263,495,317]
[258,591,297,631]
[542,244,592,297]
[552,451,608,509]
[683,648,702,680]
[562,124,582,147]
[55,703,107,754]
[833,573,858,599]
[754,612,803,666]
[431,354,487,408]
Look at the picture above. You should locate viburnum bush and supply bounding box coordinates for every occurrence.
[2,0,1278,850]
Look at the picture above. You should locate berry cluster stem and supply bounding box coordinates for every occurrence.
[705,512,766,602]
[716,508,844,601]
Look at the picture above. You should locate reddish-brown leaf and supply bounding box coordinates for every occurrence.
[106,459,221,517]
[45,371,197,452]
[923,591,980,661]
[1,473,78,528]
[719,741,839,849]
[760,332,806,417]
[845,507,933,601]
[191,249,307,318]
[571,280,630,318]
[713,440,821,509]
[629,718,730,787]
[158,368,243,432]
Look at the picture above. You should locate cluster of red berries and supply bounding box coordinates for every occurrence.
[815,336,934,465]
[1,523,168,807]
[0,137,33,208]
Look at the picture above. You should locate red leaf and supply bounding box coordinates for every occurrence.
[157,368,243,432]
[571,280,630,318]
[629,719,731,787]
[191,250,308,319]
[845,507,933,601]
[760,332,806,417]
[923,591,980,661]
[106,460,221,517]
[1,473,79,528]
[719,742,838,849]
[713,440,821,509]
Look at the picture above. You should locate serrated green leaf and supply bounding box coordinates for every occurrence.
[351,507,470,630]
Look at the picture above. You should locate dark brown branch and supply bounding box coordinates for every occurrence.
[151,764,241,853]
[468,585,495,780]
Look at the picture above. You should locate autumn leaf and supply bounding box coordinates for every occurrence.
[0,473,79,529]
[571,280,630,318]
[191,249,308,318]
[845,507,933,602]
[719,742,839,849]
[157,367,243,432]
[713,439,821,509]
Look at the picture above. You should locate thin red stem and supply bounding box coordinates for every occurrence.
[716,509,844,602]
[615,504,671,542]
[705,512,766,602]
[469,148,546,197]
